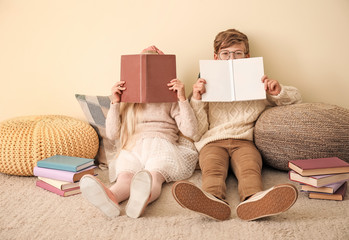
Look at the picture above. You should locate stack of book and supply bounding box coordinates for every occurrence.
[288,157,349,201]
[34,155,96,197]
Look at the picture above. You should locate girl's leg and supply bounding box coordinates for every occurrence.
[125,170,165,218]
[148,171,166,203]
[80,174,121,218]
[125,170,153,218]
[109,171,134,203]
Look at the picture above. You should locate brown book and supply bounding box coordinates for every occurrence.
[288,157,349,176]
[120,54,177,103]
[308,181,347,201]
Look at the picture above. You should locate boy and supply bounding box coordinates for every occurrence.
[172,29,302,221]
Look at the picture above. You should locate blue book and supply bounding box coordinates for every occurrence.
[36,155,95,172]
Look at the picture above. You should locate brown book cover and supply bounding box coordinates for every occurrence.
[288,157,349,176]
[120,54,177,103]
[308,181,347,201]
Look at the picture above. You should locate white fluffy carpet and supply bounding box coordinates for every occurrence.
[1,167,348,240]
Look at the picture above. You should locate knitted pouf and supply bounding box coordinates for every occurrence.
[0,115,99,176]
[254,103,349,171]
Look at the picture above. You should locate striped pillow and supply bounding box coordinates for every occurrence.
[75,94,117,169]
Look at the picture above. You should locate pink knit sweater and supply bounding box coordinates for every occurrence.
[106,100,198,145]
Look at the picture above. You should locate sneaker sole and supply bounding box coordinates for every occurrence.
[80,175,120,218]
[172,181,231,221]
[125,171,152,218]
[236,184,298,221]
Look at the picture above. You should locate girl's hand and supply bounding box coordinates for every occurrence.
[168,79,186,101]
[192,78,206,100]
[262,75,281,96]
[141,45,164,55]
[111,81,126,103]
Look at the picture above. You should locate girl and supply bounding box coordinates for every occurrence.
[80,46,198,218]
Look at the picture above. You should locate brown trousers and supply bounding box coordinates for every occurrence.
[199,139,263,202]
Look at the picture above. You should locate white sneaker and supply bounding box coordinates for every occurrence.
[80,175,121,218]
[236,184,298,221]
[125,170,152,218]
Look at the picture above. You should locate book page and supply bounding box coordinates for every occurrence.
[232,57,266,101]
[200,60,234,102]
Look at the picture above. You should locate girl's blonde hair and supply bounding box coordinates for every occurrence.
[119,102,143,149]
[118,47,159,149]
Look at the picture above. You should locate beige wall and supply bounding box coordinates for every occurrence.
[1,0,348,122]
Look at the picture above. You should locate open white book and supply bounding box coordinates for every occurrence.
[199,57,266,102]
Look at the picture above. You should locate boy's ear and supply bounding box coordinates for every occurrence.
[214,53,219,60]
[246,53,250,58]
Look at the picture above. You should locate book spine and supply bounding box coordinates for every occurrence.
[141,54,147,102]
[229,60,235,101]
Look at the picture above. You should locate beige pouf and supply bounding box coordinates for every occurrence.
[254,103,349,171]
[0,115,99,176]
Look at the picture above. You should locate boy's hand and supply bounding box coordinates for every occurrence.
[262,75,281,96]
[192,78,206,100]
[111,81,126,103]
[168,79,186,102]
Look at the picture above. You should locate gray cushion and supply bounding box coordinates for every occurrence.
[254,103,349,171]
[75,94,117,169]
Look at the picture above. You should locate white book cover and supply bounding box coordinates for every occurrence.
[200,57,266,102]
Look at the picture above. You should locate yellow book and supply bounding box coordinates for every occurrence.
[38,176,79,190]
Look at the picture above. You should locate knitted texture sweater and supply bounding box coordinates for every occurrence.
[106,100,198,145]
[190,85,302,151]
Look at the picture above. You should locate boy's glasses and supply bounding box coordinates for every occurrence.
[218,50,246,60]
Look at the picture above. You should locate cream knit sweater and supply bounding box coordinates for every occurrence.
[190,85,302,151]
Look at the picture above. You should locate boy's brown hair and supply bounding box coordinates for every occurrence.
[214,29,249,54]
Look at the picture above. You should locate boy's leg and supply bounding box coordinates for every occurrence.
[199,140,230,199]
[229,140,263,202]
[172,180,231,221]
[236,184,298,221]
[171,140,232,221]
[230,140,298,221]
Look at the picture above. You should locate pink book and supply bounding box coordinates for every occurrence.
[288,157,349,176]
[33,166,95,183]
[36,180,80,197]
[120,54,177,103]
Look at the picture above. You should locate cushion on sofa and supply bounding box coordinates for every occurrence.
[254,102,349,171]
[75,94,117,169]
[0,115,99,176]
